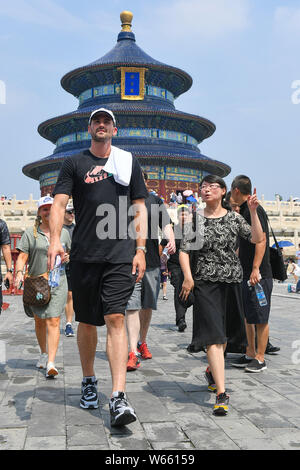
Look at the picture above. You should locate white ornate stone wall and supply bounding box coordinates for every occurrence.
[1,194,299,257]
[0,195,38,234]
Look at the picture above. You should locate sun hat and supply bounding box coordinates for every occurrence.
[38,195,53,209]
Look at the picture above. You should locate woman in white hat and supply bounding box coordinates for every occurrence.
[15,196,71,378]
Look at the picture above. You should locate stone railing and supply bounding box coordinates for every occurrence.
[0,193,299,255]
[0,195,38,234]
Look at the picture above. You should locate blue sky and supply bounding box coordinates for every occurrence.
[0,0,299,200]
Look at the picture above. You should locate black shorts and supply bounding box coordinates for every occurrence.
[66,271,72,292]
[70,261,136,327]
[65,264,72,291]
[242,278,273,324]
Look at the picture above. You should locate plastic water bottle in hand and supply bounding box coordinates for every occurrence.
[161,247,170,264]
[247,281,267,306]
[60,244,66,274]
[49,255,61,288]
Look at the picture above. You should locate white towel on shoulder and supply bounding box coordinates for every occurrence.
[103,146,133,186]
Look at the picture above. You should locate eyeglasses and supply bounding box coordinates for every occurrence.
[200,183,221,191]
[66,210,74,214]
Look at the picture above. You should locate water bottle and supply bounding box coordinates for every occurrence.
[60,244,66,274]
[247,281,267,306]
[49,255,61,288]
[161,247,170,264]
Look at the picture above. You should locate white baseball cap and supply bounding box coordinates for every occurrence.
[88,108,116,126]
[38,195,53,209]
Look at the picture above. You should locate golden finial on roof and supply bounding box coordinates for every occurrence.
[120,11,133,32]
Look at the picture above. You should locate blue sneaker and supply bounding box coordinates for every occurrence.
[65,323,75,337]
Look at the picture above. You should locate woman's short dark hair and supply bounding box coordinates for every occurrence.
[200,174,231,210]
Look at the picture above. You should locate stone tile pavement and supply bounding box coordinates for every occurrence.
[0,277,299,451]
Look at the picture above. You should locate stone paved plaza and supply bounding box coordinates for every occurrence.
[0,278,299,451]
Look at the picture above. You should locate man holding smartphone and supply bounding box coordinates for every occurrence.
[0,218,13,314]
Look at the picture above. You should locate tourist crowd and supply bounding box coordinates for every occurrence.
[0,108,290,426]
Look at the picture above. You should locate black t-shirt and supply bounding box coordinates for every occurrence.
[53,149,148,264]
[0,219,10,282]
[238,201,272,280]
[145,193,171,269]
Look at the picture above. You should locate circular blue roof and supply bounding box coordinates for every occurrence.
[90,30,164,67]
[38,104,216,144]
[61,24,192,98]
[22,145,230,181]
[24,12,231,188]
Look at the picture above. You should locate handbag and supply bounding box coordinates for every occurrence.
[178,290,195,309]
[267,217,287,282]
[23,272,51,307]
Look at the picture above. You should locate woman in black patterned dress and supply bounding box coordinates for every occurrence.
[179,175,263,416]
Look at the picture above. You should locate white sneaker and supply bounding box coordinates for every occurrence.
[36,353,48,369]
[46,362,58,378]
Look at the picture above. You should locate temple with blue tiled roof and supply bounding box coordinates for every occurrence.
[23,11,230,198]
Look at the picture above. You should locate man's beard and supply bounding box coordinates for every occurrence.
[90,129,111,143]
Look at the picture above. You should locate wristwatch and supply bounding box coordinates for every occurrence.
[7,268,13,273]
[136,246,147,254]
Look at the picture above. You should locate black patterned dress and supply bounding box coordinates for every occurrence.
[180,211,252,351]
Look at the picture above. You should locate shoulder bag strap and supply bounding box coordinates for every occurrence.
[265,214,280,250]
[27,229,50,277]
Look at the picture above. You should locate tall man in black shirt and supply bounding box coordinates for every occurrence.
[230,175,274,372]
[48,108,148,427]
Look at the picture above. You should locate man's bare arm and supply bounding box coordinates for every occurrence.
[2,244,12,270]
[249,234,266,285]
[48,194,69,271]
[2,244,13,284]
[163,224,176,254]
[131,198,147,283]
